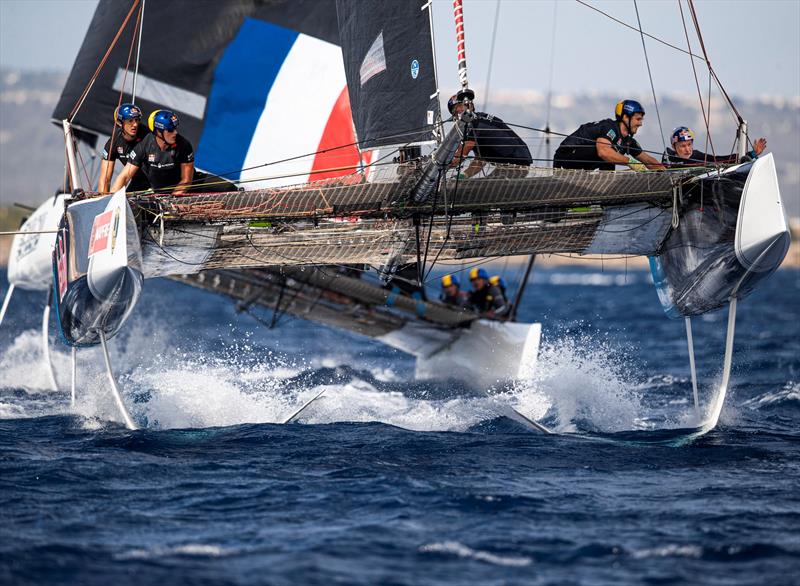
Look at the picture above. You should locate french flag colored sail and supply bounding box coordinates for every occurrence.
[53,0,362,188]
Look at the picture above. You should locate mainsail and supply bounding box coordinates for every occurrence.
[335,0,440,148]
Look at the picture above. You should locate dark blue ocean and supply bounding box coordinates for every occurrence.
[1,265,798,585]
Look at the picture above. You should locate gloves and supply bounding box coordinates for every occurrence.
[627,155,646,172]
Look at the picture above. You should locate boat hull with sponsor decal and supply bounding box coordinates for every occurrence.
[52,190,143,347]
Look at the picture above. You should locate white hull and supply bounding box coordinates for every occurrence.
[378,319,541,388]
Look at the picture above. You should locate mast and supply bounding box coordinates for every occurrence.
[410,0,476,204]
[451,0,475,108]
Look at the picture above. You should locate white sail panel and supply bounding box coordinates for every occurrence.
[240,35,349,189]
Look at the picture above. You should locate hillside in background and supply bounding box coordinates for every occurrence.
[1,68,798,218]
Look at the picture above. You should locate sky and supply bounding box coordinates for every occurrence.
[0,0,798,101]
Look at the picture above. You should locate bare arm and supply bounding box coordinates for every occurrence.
[172,163,194,195]
[450,140,476,167]
[595,137,633,165]
[635,151,666,170]
[98,159,114,193]
[110,163,139,192]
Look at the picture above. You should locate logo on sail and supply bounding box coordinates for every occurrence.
[410,59,419,79]
[359,31,386,86]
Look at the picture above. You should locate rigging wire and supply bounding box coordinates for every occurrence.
[544,0,558,164]
[677,0,716,160]
[575,0,703,60]
[132,0,145,102]
[686,0,743,124]
[482,0,502,111]
[633,0,667,153]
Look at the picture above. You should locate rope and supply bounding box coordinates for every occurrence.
[68,0,140,121]
[633,0,666,153]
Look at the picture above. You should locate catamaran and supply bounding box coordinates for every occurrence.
[1,0,791,433]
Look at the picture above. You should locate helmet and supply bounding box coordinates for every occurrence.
[447,94,460,115]
[148,109,179,132]
[671,126,695,146]
[115,103,142,123]
[469,267,489,280]
[441,274,460,288]
[615,99,645,120]
[489,275,506,289]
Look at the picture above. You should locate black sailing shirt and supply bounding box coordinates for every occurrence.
[554,118,642,171]
[128,133,195,192]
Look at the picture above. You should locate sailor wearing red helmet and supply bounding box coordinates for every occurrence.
[553,99,665,171]
[663,126,767,167]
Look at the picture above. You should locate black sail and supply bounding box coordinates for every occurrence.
[335,0,440,149]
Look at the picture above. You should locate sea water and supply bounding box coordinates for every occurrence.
[1,267,798,585]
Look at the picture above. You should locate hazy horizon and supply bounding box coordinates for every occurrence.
[1,0,798,101]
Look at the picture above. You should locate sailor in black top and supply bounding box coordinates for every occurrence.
[663,126,767,167]
[440,273,470,310]
[447,94,532,178]
[98,103,150,193]
[467,268,510,319]
[553,99,664,172]
[111,109,194,195]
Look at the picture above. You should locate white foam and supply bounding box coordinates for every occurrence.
[115,543,233,560]
[1,315,663,434]
[419,541,532,567]
[630,544,703,559]
[740,381,800,409]
[518,336,646,433]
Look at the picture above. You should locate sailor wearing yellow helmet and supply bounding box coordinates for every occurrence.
[111,109,195,195]
[468,267,510,319]
[439,273,470,309]
[553,99,665,172]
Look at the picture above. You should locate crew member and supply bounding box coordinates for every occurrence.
[440,273,470,309]
[98,103,149,193]
[448,94,532,178]
[663,126,767,167]
[489,275,508,299]
[111,109,194,195]
[553,99,665,171]
[468,267,510,319]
